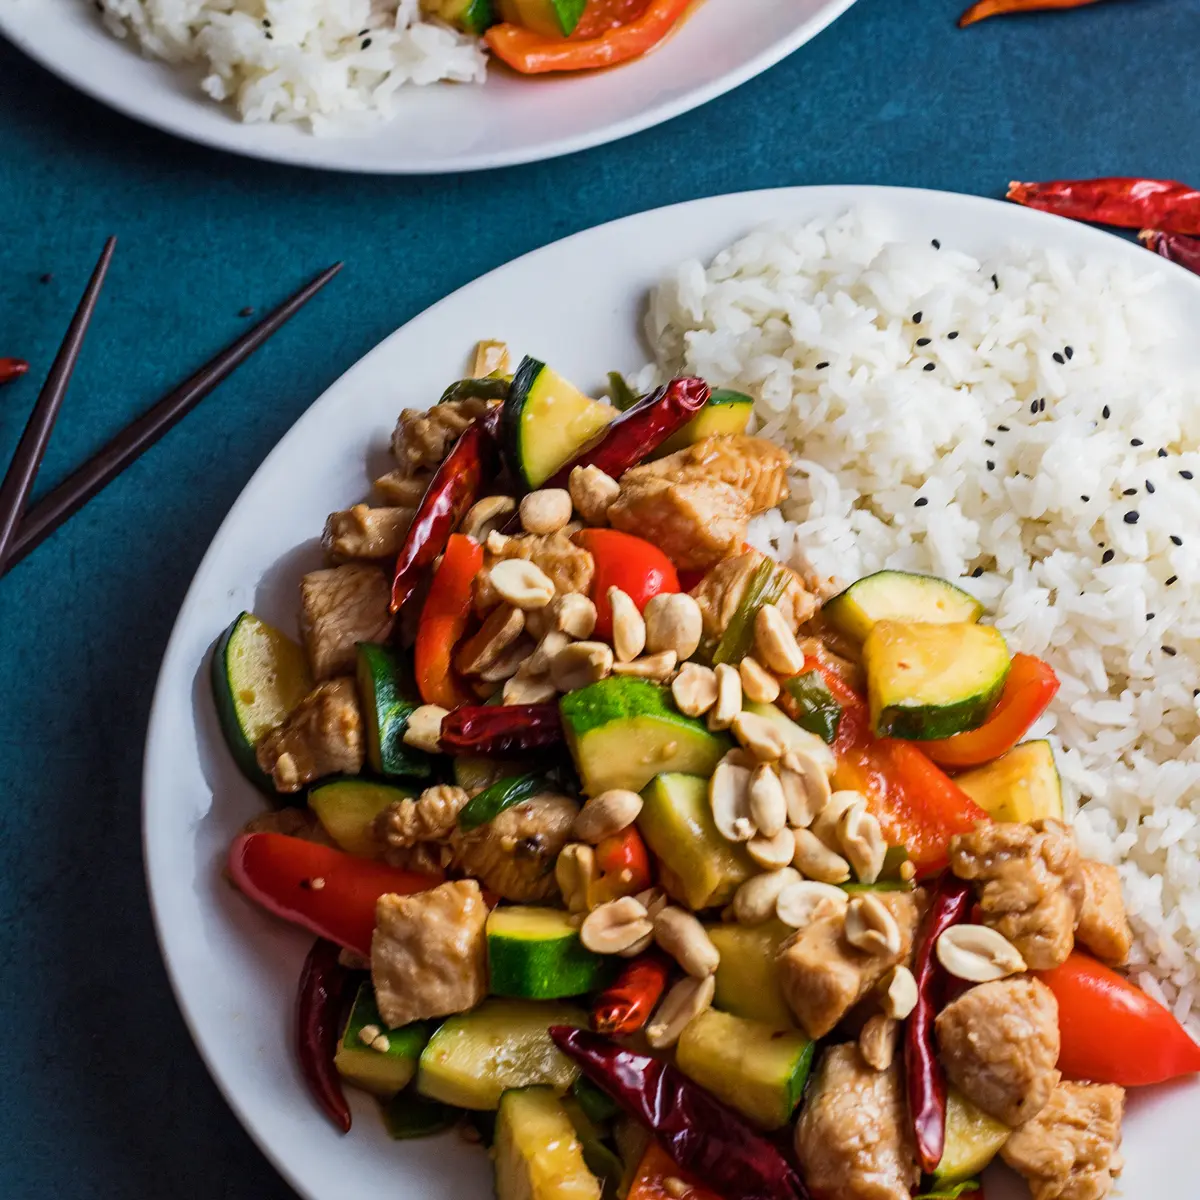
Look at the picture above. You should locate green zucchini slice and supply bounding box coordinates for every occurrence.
[382,1090,460,1139]
[309,778,416,856]
[487,906,609,999]
[824,570,984,643]
[495,1087,602,1200]
[495,0,587,36]
[356,643,433,780]
[658,387,754,455]
[953,740,1064,824]
[335,981,431,1098]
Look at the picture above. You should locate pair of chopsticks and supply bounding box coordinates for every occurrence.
[0,240,342,577]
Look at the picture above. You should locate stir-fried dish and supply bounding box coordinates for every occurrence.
[216,341,1200,1200]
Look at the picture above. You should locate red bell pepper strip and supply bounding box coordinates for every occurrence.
[296,938,353,1133]
[574,528,680,642]
[414,533,484,709]
[592,952,671,1036]
[390,408,500,613]
[0,357,29,385]
[907,876,974,1174]
[627,1141,725,1200]
[591,825,653,906]
[486,0,691,74]
[1039,952,1200,1086]
[922,653,1059,769]
[1141,229,1200,277]
[549,1027,809,1200]
[227,833,438,959]
[1007,177,1200,236]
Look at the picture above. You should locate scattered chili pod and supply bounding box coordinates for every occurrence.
[906,875,974,1174]
[0,357,29,386]
[296,938,353,1134]
[549,1027,809,1200]
[543,376,710,489]
[1140,229,1200,278]
[958,0,1102,28]
[390,407,501,613]
[439,703,563,756]
[591,952,671,1036]
[1007,177,1200,236]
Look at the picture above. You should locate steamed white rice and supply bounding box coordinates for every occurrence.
[94,0,487,130]
[637,211,1200,1035]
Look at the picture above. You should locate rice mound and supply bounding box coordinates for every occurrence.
[637,211,1200,1034]
[95,0,487,130]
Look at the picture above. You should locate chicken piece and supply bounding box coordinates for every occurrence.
[622,435,790,515]
[1001,1082,1124,1200]
[391,397,498,477]
[240,806,335,846]
[371,880,488,1028]
[935,977,1060,1127]
[794,1045,919,1200]
[451,793,578,902]
[299,563,394,680]
[323,504,414,561]
[375,785,470,849]
[1074,860,1132,967]
[776,891,921,1039]
[948,820,1081,970]
[478,532,594,613]
[254,678,363,793]
[382,842,454,880]
[374,469,431,507]
[690,549,817,641]
[608,474,750,571]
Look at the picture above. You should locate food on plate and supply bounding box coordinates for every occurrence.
[0,356,29,386]
[1141,228,1200,276]
[957,0,1102,28]
[1007,176,1200,236]
[93,0,693,130]
[216,315,1199,1196]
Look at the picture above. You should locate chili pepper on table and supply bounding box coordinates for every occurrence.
[1007,178,1200,236]
[227,832,439,959]
[414,533,484,709]
[439,702,563,755]
[592,951,671,1036]
[626,1140,725,1200]
[296,938,353,1133]
[574,528,680,642]
[549,1027,810,1200]
[958,0,1102,28]
[1038,952,1200,1086]
[390,408,501,613]
[906,875,974,1174]
[1140,229,1200,277]
[591,825,653,905]
[0,357,29,386]
[486,0,691,74]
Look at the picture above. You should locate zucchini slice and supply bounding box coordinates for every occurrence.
[382,1090,459,1140]
[931,1089,1011,1185]
[953,740,1063,824]
[335,981,431,1098]
[211,612,312,792]
[487,906,608,999]
[424,0,496,34]
[495,1088,602,1200]
[658,388,754,456]
[864,620,1010,741]
[494,0,587,37]
[503,357,616,489]
[824,570,984,643]
[309,778,416,856]
[356,643,433,781]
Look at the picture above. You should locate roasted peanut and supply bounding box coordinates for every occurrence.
[738,657,780,704]
[569,464,620,526]
[609,587,647,663]
[672,663,719,717]
[573,789,644,844]
[754,603,805,675]
[707,663,742,731]
[519,488,573,535]
[490,558,556,610]
[644,592,703,661]
[653,907,720,978]
[403,704,447,753]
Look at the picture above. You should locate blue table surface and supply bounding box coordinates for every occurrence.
[2,0,1199,1194]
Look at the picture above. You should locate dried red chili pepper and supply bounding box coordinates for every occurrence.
[0,357,29,386]
[591,952,671,1035]
[549,1027,809,1200]
[958,0,1102,28]
[1140,229,1200,277]
[439,702,563,755]
[390,407,501,613]
[1007,178,1200,236]
[907,875,974,1173]
[296,937,353,1133]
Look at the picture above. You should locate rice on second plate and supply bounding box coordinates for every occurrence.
[636,211,1200,1034]
[95,0,486,129]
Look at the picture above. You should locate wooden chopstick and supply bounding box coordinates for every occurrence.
[2,261,343,576]
[0,237,116,571]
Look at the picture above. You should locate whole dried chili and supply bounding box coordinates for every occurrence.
[591,952,671,1035]
[390,407,501,613]
[1140,229,1200,278]
[0,357,29,386]
[296,938,353,1133]
[1007,178,1200,236]
[958,0,1102,28]
[907,875,974,1174]
[549,1027,809,1200]
[439,702,564,755]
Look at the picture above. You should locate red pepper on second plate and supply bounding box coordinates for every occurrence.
[549,1027,809,1200]
[0,357,29,385]
[1140,229,1200,277]
[1007,177,1200,236]
[574,528,680,642]
[296,938,353,1133]
[439,702,564,755]
[958,0,1102,28]
[227,832,439,958]
[592,952,671,1036]
[590,825,653,906]
[414,532,484,709]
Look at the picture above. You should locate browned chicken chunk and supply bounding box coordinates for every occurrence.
[690,548,816,641]
[935,977,1060,1127]
[300,563,394,680]
[391,397,498,477]
[949,820,1080,970]
[478,532,594,612]
[255,677,363,793]
[375,785,470,849]
[794,1045,919,1200]
[1001,1082,1124,1200]
[374,469,430,507]
[1074,860,1132,967]
[452,793,578,902]
[370,879,488,1028]
[323,504,414,561]
[776,891,921,1039]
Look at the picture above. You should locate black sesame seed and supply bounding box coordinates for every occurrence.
[1081,495,1090,502]
[1131,439,1143,447]
[1124,511,1140,524]
[1147,613,1155,621]
[238,306,255,317]
[1102,406,1111,419]
[923,362,935,372]
[1194,690,1199,699]
[816,361,829,370]
[1064,346,1074,360]
[359,26,369,34]
[986,461,995,471]
[1158,448,1168,458]
[1181,471,1194,480]
[362,36,373,47]
[265,29,273,37]
[263,16,271,25]
[1039,398,1046,412]
[1053,352,1065,364]
[991,273,999,289]
[1167,575,1178,586]
[1146,481,1156,494]
[1171,535,1183,546]
[916,337,932,347]
[948,331,960,340]
[1099,541,1106,548]
[998,424,1010,432]
[912,311,923,323]
[1102,549,1115,564]
[1030,400,1038,414]
[932,239,941,249]
[985,439,995,447]
[972,566,984,577]
[1165,646,1177,656]
[914,497,929,507]
[1122,488,1137,496]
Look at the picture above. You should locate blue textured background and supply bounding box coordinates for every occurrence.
[1,0,1198,1195]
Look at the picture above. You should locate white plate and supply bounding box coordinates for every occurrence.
[2,0,855,174]
[144,185,1200,1200]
